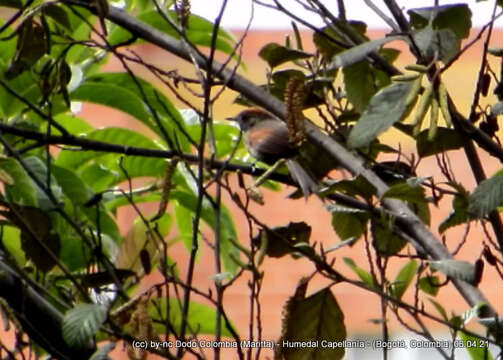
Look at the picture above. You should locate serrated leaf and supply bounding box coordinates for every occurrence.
[382,181,426,203]
[324,176,376,199]
[371,218,407,256]
[417,127,464,157]
[391,260,418,300]
[347,82,413,148]
[469,170,503,218]
[430,259,476,283]
[277,287,346,360]
[63,303,107,348]
[439,192,470,233]
[259,43,312,68]
[253,221,311,258]
[327,205,369,241]
[343,257,377,290]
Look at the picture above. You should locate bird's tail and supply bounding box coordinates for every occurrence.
[286,159,318,199]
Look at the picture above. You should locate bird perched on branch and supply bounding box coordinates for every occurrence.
[227,108,319,198]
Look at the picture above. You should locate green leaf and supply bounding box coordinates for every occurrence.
[277,287,346,360]
[104,193,160,213]
[259,43,312,68]
[63,303,107,347]
[326,205,369,241]
[418,276,440,296]
[6,20,48,79]
[439,189,470,233]
[343,60,374,113]
[52,165,121,243]
[22,156,65,210]
[79,163,118,193]
[429,298,448,321]
[409,4,472,40]
[323,176,376,199]
[469,170,503,218]
[343,257,377,290]
[171,190,239,273]
[412,25,459,63]
[331,36,402,68]
[0,158,38,206]
[371,218,407,256]
[148,298,235,337]
[382,181,426,203]
[55,127,165,169]
[1,225,26,266]
[391,260,418,300]
[60,235,91,272]
[43,3,72,30]
[108,10,236,56]
[458,332,493,360]
[313,21,367,60]
[71,83,151,127]
[347,81,413,148]
[115,213,171,274]
[42,114,94,136]
[253,222,311,258]
[417,127,464,157]
[173,200,197,249]
[430,259,476,283]
[71,73,186,147]
[52,165,94,204]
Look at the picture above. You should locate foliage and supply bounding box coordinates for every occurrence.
[0,0,501,359]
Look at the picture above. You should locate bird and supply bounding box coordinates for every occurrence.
[227,108,318,198]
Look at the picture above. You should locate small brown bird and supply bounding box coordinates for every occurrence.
[227,108,318,198]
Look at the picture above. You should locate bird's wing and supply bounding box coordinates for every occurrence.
[245,120,295,163]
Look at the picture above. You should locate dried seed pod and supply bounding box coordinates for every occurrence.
[428,97,439,141]
[438,82,452,127]
[405,76,422,107]
[412,82,434,136]
[391,73,421,82]
[405,64,429,73]
[284,77,308,147]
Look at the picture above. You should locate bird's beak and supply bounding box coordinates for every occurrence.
[225,116,235,121]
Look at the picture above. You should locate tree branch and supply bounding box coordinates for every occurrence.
[60,0,497,315]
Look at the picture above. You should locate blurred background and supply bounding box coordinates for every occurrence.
[3,1,503,359]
